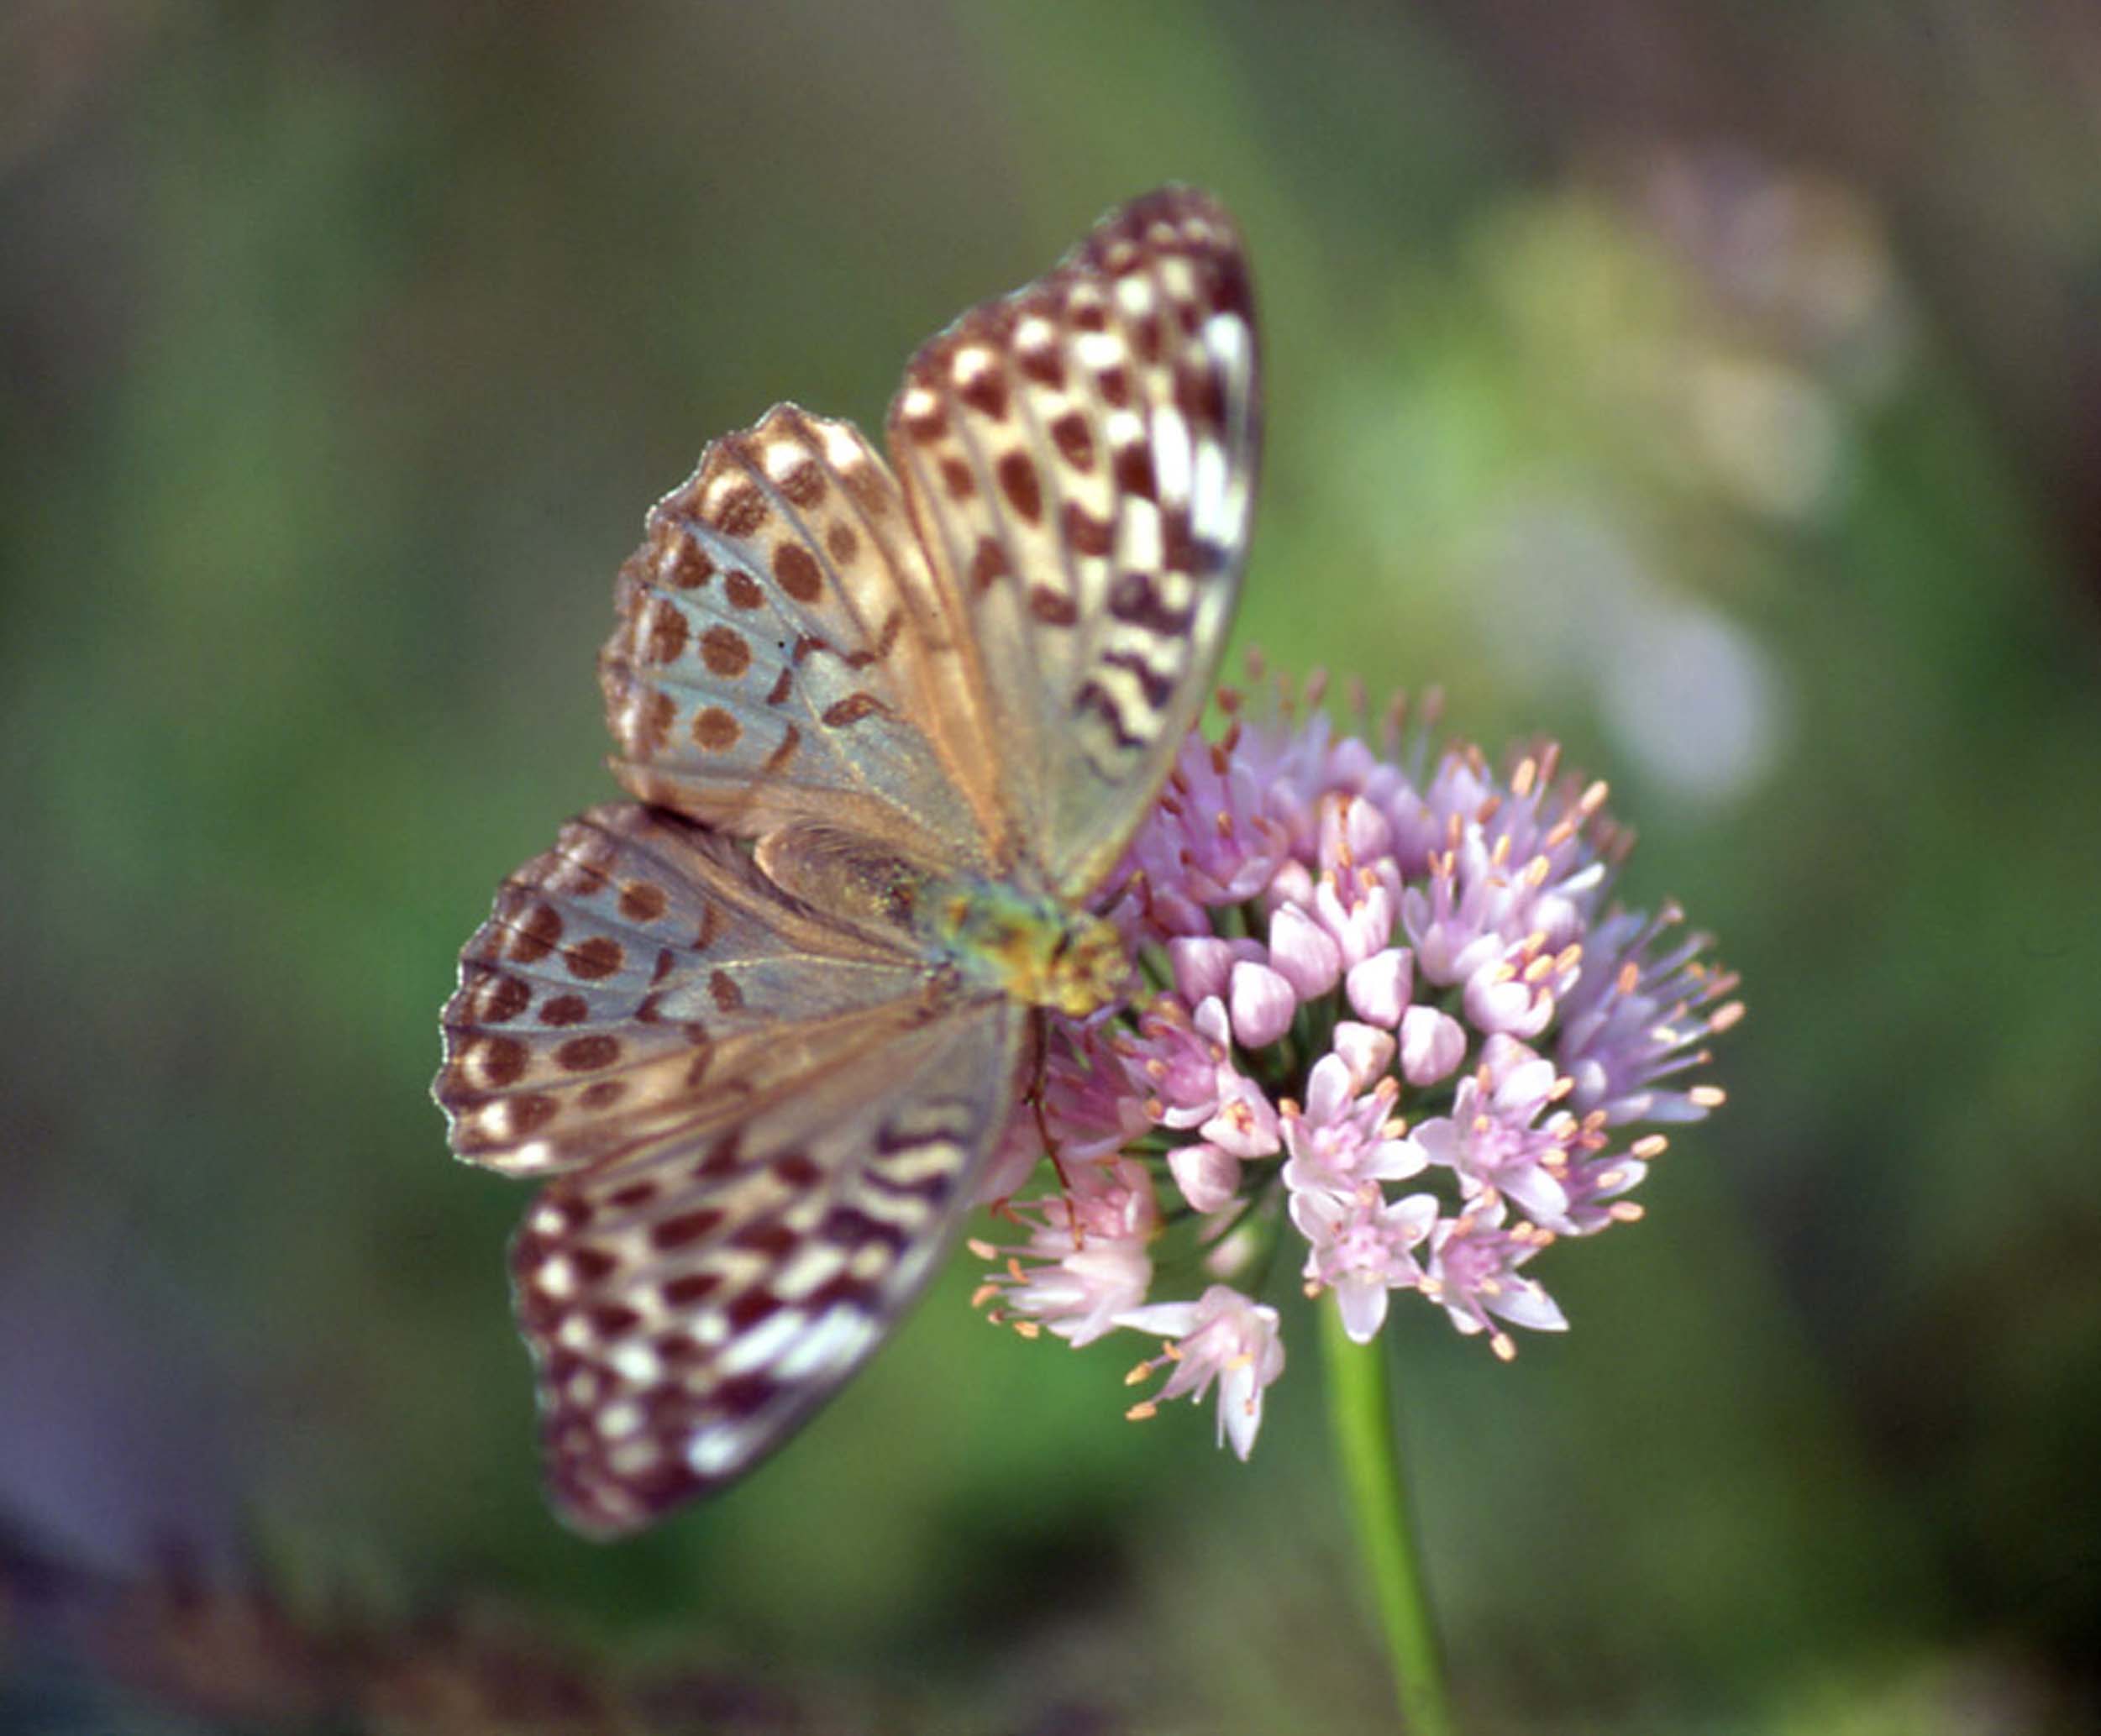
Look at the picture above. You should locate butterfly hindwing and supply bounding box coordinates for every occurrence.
[511,997,1023,1535]
[885,186,1260,895]
[436,804,939,1179]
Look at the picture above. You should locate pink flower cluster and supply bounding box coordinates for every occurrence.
[971,682,1741,1460]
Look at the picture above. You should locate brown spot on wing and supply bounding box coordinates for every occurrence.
[1064,502,1113,557]
[566,1245,617,1284]
[1174,362,1225,432]
[539,994,588,1027]
[840,461,890,513]
[477,1036,528,1087]
[510,1093,559,1137]
[725,1289,781,1331]
[588,1302,643,1335]
[772,1151,822,1188]
[733,1221,796,1259]
[628,688,675,758]
[996,452,1042,524]
[557,1034,622,1072]
[723,570,764,611]
[664,538,713,590]
[1113,444,1158,502]
[643,602,688,664]
[957,359,1009,422]
[1050,412,1095,471]
[1018,336,1064,389]
[651,1208,726,1251]
[774,543,822,603]
[777,462,824,507]
[700,625,751,679]
[693,707,741,752]
[969,538,1011,592]
[663,1272,721,1306]
[566,936,625,980]
[475,973,531,1024]
[509,905,564,964]
[710,485,766,538]
[1029,586,1079,627]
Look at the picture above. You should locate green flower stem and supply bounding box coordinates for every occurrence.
[1321,1298,1461,1736]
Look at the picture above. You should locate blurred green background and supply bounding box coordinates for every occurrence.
[5,3,2100,1732]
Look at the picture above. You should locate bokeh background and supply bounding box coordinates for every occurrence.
[5,3,2100,1732]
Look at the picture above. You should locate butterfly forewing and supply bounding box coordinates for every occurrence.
[437,188,1258,1530]
[885,186,1259,895]
[512,998,1022,1535]
[599,405,1010,869]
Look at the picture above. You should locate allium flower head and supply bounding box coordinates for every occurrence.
[973,672,1741,1459]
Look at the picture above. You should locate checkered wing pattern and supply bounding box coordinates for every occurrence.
[512,998,1020,1535]
[885,186,1259,892]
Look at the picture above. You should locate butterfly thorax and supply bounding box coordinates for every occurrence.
[922,878,1129,1018]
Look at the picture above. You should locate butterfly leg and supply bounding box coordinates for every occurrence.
[1020,1009,1089,1246]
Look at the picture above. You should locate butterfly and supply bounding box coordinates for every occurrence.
[434,187,1259,1535]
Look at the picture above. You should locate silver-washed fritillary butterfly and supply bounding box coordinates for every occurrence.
[434,187,1259,1535]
